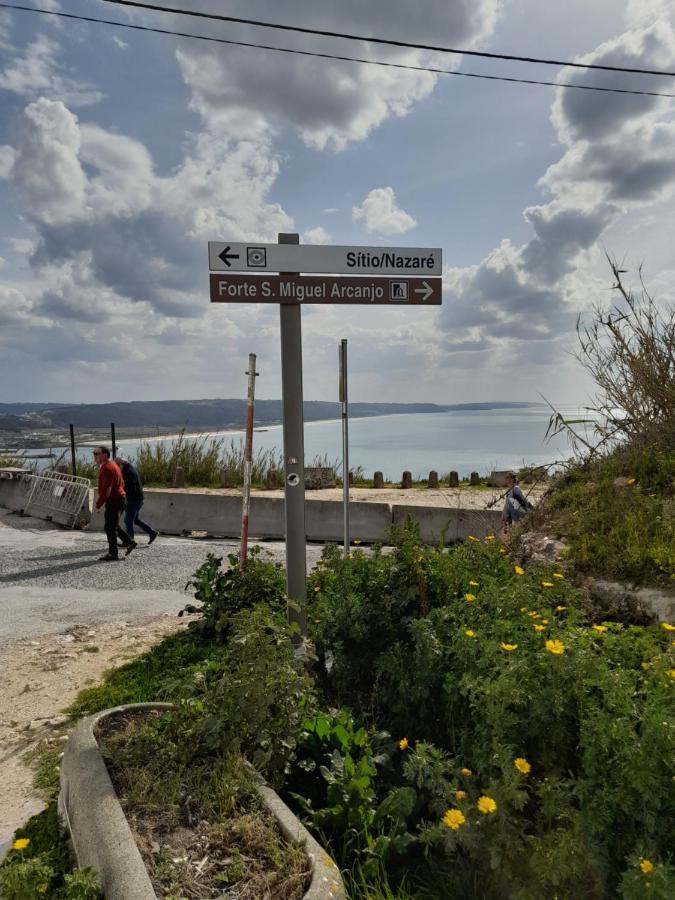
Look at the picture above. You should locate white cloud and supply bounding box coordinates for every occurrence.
[170,0,501,151]
[302,226,331,244]
[0,33,103,107]
[352,187,416,235]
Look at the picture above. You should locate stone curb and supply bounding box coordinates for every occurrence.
[59,703,346,899]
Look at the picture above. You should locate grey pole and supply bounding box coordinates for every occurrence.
[279,233,307,638]
[110,422,117,459]
[339,339,350,555]
[240,353,258,569]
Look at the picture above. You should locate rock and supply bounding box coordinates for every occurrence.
[46,715,69,728]
[518,531,569,566]
[613,477,632,488]
[588,579,675,625]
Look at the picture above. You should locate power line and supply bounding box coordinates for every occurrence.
[103,0,675,79]
[2,3,675,100]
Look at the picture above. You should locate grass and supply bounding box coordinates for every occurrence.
[97,710,310,899]
[66,629,226,718]
[523,442,674,584]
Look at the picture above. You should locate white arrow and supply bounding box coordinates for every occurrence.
[414,281,434,302]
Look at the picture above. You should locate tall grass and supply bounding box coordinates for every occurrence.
[134,432,288,488]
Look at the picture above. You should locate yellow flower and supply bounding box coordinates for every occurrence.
[556,605,567,612]
[353,538,361,545]
[514,757,531,775]
[499,547,506,554]
[627,477,636,485]
[399,737,409,751]
[485,534,495,541]
[546,639,566,656]
[465,593,477,602]
[468,535,479,542]
[541,581,555,588]
[592,624,607,634]
[541,619,549,625]
[469,580,480,587]
[528,611,539,618]
[514,565,525,576]
[455,790,467,801]
[520,606,527,612]
[641,661,651,670]
[464,629,476,638]
[534,624,546,632]
[417,555,424,562]
[442,808,466,830]
[668,669,675,680]
[500,642,518,652]
[477,795,497,815]
[553,573,565,579]
[314,585,321,592]
[661,623,675,631]
[639,859,654,874]
[12,838,30,851]
[461,767,472,777]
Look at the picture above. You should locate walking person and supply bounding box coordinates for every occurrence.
[501,471,533,527]
[93,446,135,561]
[114,457,158,546]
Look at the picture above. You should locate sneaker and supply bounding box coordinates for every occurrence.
[125,541,137,557]
[148,530,158,545]
[98,553,119,562]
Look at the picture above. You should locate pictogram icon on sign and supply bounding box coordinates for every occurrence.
[247,247,267,267]
[390,281,409,301]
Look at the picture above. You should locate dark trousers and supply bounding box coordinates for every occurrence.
[104,497,133,557]
[124,499,154,540]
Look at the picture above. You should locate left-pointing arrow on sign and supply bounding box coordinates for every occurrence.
[414,281,434,302]
[218,245,240,267]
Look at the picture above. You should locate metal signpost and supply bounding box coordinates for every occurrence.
[339,340,349,556]
[240,353,258,570]
[209,236,443,637]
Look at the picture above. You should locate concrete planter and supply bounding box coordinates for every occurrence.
[59,703,346,899]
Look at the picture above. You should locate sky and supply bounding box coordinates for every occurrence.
[0,0,674,406]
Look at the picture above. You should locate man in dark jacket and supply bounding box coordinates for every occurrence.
[114,457,158,546]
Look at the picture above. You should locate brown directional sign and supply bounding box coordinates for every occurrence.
[209,273,442,305]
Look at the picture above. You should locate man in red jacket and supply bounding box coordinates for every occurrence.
[94,446,135,561]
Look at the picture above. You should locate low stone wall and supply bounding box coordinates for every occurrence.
[85,490,499,544]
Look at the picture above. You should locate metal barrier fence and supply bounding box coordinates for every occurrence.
[24,470,91,528]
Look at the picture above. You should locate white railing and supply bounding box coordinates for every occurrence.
[24,470,90,528]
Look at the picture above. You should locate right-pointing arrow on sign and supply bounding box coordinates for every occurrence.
[414,281,434,302]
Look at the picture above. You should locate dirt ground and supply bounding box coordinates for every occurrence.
[157,483,548,510]
[0,615,187,854]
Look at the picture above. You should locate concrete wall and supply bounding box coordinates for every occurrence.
[85,490,500,544]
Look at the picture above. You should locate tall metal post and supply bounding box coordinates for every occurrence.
[279,233,307,638]
[339,339,350,555]
[240,353,258,569]
[69,424,76,476]
[110,422,117,459]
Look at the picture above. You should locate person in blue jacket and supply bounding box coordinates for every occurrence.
[114,457,158,547]
[501,471,533,526]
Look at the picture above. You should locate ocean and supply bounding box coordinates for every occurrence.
[106,406,580,480]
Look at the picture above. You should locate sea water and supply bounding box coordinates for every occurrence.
[105,406,579,480]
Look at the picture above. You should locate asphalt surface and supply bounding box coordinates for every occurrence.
[0,508,325,640]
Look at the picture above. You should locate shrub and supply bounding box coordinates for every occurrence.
[304,523,675,898]
[182,547,287,642]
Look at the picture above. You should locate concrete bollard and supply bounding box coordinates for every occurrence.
[470,472,480,486]
[448,471,459,487]
[401,471,412,489]
[428,470,439,488]
[219,468,232,488]
[173,466,185,488]
[373,471,384,489]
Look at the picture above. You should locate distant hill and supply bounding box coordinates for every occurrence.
[0,399,541,431]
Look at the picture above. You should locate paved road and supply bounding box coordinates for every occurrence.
[0,508,325,640]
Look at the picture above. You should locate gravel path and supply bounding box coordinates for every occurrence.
[0,508,326,639]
